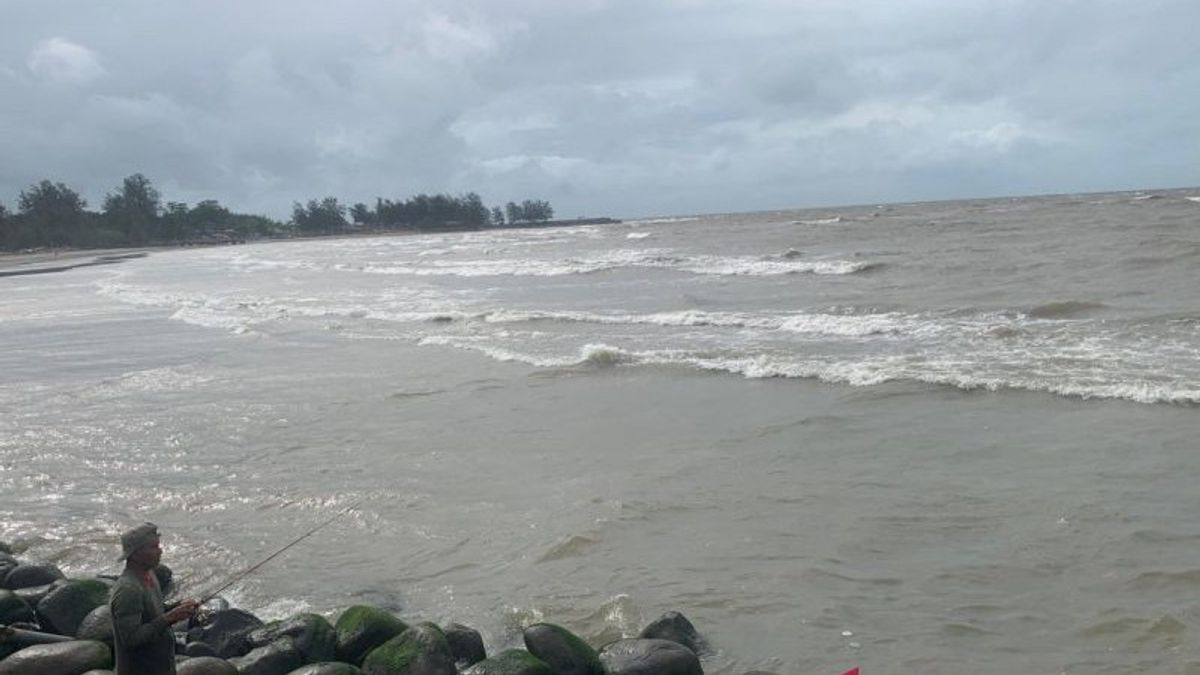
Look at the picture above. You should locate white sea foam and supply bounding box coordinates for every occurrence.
[480,308,921,337]
[792,216,844,225]
[625,232,652,239]
[343,250,874,278]
[1185,197,1200,204]
[409,313,1200,404]
[665,354,1200,404]
[92,367,215,396]
[625,216,701,225]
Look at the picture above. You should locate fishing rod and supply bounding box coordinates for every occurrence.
[197,500,363,605]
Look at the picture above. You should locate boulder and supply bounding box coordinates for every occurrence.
[0,639,113,675]
[228,637,304,675]
[637,612,706,656]
[14,581,62,608]
[287,664,365,674]
[597,639,702,675]
[361,622,455,675]
[37,579,110,636]
[444,622,486,669]
[2,563,65,590]
[177,656,240,675]
[76,605,114,643]
[461,649,552,675]
[334,605,409,665]
[187,608,265,658]
[0,553,16,580]
[0,542,13,555]
[522,623,602,675]
[186,641,219,657]
[154,564,174,596]
[247,613,337,664]
[0,589,36,625]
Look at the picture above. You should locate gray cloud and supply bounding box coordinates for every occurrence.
[1,0,1197,218]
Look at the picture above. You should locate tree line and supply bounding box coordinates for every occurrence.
[0,174,556,252]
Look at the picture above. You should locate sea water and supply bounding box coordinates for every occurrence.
[2,188,1200,673]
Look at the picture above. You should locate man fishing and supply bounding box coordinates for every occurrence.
[110,522,198,675]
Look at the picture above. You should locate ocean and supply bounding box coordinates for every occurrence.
[2,188,1199,674]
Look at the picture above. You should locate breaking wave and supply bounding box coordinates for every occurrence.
[479,308,921,337]
[303,250,878,278]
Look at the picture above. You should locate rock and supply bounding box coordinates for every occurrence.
[522,623,602,675]
[2,563,65,590]
[177,656,240,675]
[14,581,62,608]
[361,622,455,675]
[76,605,114,643]
[247,613,337,664]
[597,639,702,675]
[187,608,266,658]
[334,605,409,665]
[638,612,706,655]
[37,579,110,636]
[0,542,13,555]
[462,649,552,675]
[228,637,304,675]
[0,553,16,580]
[0,639,113,675]
[0,588,36,625]
[80,670,115,675]
[287,664,365,674]
[154,564,174,596]
[444,622,486,669]
[186,641,219,657]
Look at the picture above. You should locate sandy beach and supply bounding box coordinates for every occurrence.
[0,249,150,278]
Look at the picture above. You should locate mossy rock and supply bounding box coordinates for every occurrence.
[37,579,110,636]
[0,588,36,625]
[248,613,337,664]
[361,622,454,675]
[462,649,552,675]
[334,605,409,665]
[0,639,113,675]
[523,623,602,675]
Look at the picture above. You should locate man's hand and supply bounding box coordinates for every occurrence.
[163,599,199,625]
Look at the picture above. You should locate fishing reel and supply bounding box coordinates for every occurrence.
[176,597,227,630]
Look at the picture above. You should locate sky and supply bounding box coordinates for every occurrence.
[1,0,1197,219]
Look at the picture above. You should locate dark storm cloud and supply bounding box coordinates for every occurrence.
[1,0,1197,218]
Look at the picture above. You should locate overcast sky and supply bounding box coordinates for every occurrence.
[2,0,1197,218]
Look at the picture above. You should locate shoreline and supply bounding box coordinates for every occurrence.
[0,250,150,278]
[0,218,624,279]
